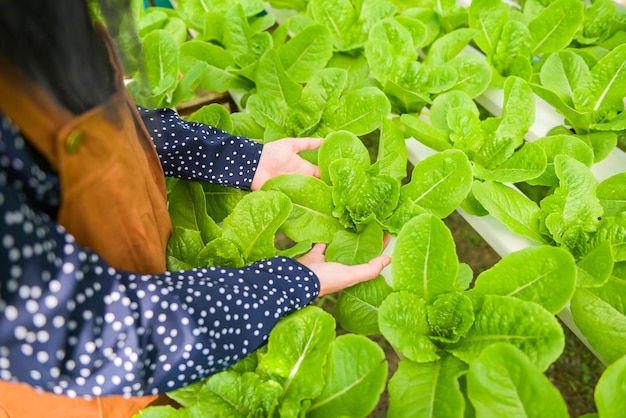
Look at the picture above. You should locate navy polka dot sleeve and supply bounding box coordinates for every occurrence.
[0,114,320,397]
[139,107,263,190]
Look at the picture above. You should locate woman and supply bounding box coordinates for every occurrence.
[0,1,390,416]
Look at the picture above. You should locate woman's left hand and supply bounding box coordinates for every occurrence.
[250,137,323,190]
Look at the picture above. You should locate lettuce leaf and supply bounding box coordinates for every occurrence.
[472,180,547,244]
[390,214,459,300]
[470,246,576,314]
[540,155,603,251]
[257,306,336,417]
[378,291,441,363]
[401,149,473,219]
[571,277,626,364]
[307,334,388,418]
[387,356,467,418]
[449,295,564,371]
[262,175,342,243]
[222,190,292,263]
[467,343,569,418]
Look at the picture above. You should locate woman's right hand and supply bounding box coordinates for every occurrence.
[297,243,391,297]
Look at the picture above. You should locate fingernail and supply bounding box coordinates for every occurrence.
[382,257,391,268]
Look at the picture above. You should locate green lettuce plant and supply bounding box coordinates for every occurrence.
[125,0,626,415]
[376,213,576,416]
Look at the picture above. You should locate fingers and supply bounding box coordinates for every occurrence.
[311,243,327,255]
[289,137,324,152]
[346,255,392,286]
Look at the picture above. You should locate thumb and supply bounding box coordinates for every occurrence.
[291,137,324,152]
[348,255,392,285]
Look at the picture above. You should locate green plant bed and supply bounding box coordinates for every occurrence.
[123,0,626,416]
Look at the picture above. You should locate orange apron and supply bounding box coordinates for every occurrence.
[0,24,173,417]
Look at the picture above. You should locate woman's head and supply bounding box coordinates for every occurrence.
[0,0,135,114]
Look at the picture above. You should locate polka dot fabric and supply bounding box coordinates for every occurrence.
[0,111,320,397]
[139,107,263,189]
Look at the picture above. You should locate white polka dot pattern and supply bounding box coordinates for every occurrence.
[139,107,263,190]
[0,112,320,397]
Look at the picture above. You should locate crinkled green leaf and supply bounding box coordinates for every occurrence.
[295,68,348,131]
[597,172,626,217]
[246,94,291,139]
[456,263,475,291]
[308,334,387,418]
[540,155,603,246]
[401,114,452,152]
[539,50,591,109]
[427,291,475,344]
[578,131,618,163]
[365,18,417,84]
[391,214,459,301]
[577,241,614,287]
[468,0,508,57]
[425,64,457,94]
[278,24,333,83]
[370,119,407,181]
[448,108,484,155]
[530,82,591,133]
[473,141,547,184]
[137,30,179,98]
[470,246,576,314]
[231,112,266,140]
[201,183,247,224]
[590,214,626,262]
[173,370,282,418]
[256,49,303,106]
[169,180,222,243]
[527,134,594,187]
[382,196,428,234]
[166,227,203,270]
[492,21,532,79]
[379,291,440,363]
[499,76,535,142]
[528,0,584,54]
[262,174,342,243]
[326,52,369,93]
[424,28,477,67]
[330,158,400,229]
[445,54,492,98]
[449,294,564,371]
[306,0,357,51]
[222,190,292,263]
[187,103,233,133]
[467,343,569,418]
[595,353,626,415]
[472,180,546,244]
[318,130,371,184]
[402,149,472,219]
[571,278,626,364]
[429,90,479,131]
[223,4,271,68]
[582,43,626,118]
[326,221,384,265]
[197,238,244,268]
[179,41,251,92]
[257,306,336,417]
[335,275,392,336]
[388,356,467,418]
[324,86,390,136]
[267,0,308,13]
[133,405,181,418]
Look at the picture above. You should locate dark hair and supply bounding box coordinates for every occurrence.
[0,0,134,114]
